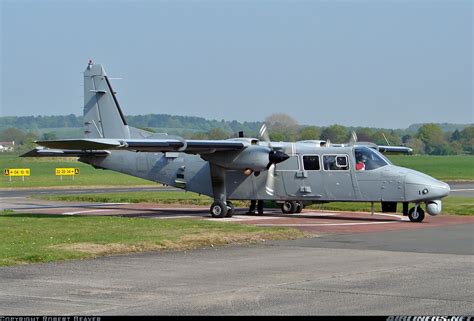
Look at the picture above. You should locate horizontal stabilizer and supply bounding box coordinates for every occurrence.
[20,148,109,157]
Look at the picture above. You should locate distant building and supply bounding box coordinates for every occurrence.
[0,141,15,152]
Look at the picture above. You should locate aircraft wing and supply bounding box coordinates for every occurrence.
[20,147,110,157]
[377,145,413,154]
[33,138,247,154]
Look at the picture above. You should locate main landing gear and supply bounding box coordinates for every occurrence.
[280,201,303,214]
[210,201,234,218]
[209,165,235,218]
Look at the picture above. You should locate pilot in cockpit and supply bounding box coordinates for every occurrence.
[355,151,366,171]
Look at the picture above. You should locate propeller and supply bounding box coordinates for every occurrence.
[349,131,358,145]
[258,123,289,196]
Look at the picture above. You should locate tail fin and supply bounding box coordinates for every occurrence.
[83,61,131,139]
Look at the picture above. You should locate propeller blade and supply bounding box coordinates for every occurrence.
[349,131,358,145]
[265,164,275,196]
[258,123,271,146]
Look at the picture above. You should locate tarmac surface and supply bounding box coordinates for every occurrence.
[0,186,473,315]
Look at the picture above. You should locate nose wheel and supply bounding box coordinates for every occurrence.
[408,206,425,222]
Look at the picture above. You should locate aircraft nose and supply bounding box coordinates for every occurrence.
[405,171,451,200]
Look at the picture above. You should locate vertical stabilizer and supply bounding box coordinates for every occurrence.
[83,61,131,139]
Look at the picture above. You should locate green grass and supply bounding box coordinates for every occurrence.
[0,154,152,188]
[387,155,474,181]
[36,191,474,216]
[0,213,305,266]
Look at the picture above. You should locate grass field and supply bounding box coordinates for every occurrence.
[0,154,152,188]
[36,191,474,216]
[388,155,474,181]
[0,212,305,266]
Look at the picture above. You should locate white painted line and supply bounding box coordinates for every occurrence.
[63,209,116,215]
[293,212,338,217]
[151,215,197,219]
[451,189,474,192]
[97,203,130,205]
[0,197,25,199]
[207,215,289,222]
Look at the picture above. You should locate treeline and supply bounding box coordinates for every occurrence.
[0,114,262,133]
[0,114,472,155]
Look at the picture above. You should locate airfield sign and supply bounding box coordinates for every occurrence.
[55,168,79,181]
[4,168,30,182]
[55,168,80,176]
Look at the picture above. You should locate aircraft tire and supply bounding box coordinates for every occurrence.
[295,201,303,213]
[210,201,227,218]
[408,206,425,223]
[281,201,296,214]
[226,201,235,218]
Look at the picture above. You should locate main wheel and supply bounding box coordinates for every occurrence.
[281,201,296,214]
[295,201,304,213]
[210,201,228,218]
[226,201,235,218]
[408,206,425,223]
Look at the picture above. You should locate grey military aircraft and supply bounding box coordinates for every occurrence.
[23,61,451,222]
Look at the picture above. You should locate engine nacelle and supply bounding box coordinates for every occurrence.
[425,200,442,216]
[202,145,271,172]
[202,145,289,173]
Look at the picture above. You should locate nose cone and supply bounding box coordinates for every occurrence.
[405,170,451,201]
[269,150,290,165]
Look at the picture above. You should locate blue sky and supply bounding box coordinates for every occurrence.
[1,0,472,128]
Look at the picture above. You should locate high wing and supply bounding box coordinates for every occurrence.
[31,138,247,154]
[377,145,413,154]
[20,147,109,157]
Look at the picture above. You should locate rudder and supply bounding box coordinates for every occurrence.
[83,61,131,139]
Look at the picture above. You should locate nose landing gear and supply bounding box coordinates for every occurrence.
[408,204,425,222]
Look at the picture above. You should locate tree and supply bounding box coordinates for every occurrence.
[320,124,349,143]
[355,128,375,142]
[459,126,474,154]
[264,113,299,141]
[405,138,425,155]
[0,128,26,144]
[298,126,321,141]
[450,129,461,142]
[417,124,448,155]
[372,130,401,146]
[41,132,57,140]
[207,128,229,140]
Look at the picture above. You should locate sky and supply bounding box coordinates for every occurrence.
[0,0,472,129]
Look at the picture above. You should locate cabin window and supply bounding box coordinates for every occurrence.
[277,156,299,171]
[323,155,349,171]
[354,147,389,171]
[303,155,320,171]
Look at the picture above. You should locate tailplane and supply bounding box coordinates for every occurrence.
[83,60,131,139]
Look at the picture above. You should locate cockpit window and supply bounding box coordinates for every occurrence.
[354,147,389,171]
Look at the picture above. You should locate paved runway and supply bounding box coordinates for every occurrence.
[0,186,472,315]
[0,224,472,315]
